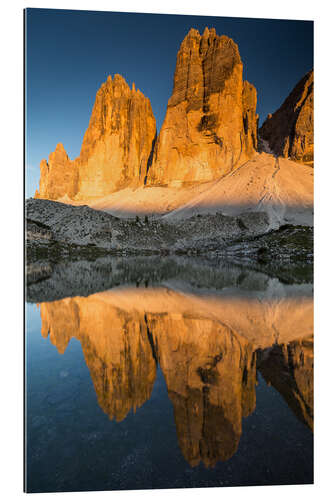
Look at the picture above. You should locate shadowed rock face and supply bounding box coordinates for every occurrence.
[147,28,258,186]
[258,336,313,430]
[35,75,156,200]
[259,70,313,166]
[37,285,313,466]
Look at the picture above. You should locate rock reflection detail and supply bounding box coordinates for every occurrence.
[38,285,313,467]
[39,297,156,422]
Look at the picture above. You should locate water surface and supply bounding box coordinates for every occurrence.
[25,259,313,492]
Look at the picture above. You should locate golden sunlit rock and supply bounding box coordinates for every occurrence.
[35,143,78,200]
[147,28,258,186]
[35,75,156,201]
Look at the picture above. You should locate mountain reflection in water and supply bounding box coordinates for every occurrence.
[37,284,313,468]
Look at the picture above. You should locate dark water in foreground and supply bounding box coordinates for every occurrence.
[25,260,313,492]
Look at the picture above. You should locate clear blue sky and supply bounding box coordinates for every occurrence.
[25,8,313,198]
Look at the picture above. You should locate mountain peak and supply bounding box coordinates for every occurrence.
[36,73,156,200]
[55,142,66,154]
[147,30,257,186]
[259,69,314,165]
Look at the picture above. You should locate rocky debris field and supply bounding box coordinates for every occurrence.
[26,198,271,258]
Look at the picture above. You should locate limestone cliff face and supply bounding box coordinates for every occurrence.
[259,70,314,166]
[35,75,156,200]
[35,143,78,200]
[76,75,156,199]
[35,30,258,198]
[147,28,258,186]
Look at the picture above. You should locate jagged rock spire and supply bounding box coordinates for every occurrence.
[36,75,156,200]
[147,28,258,186]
